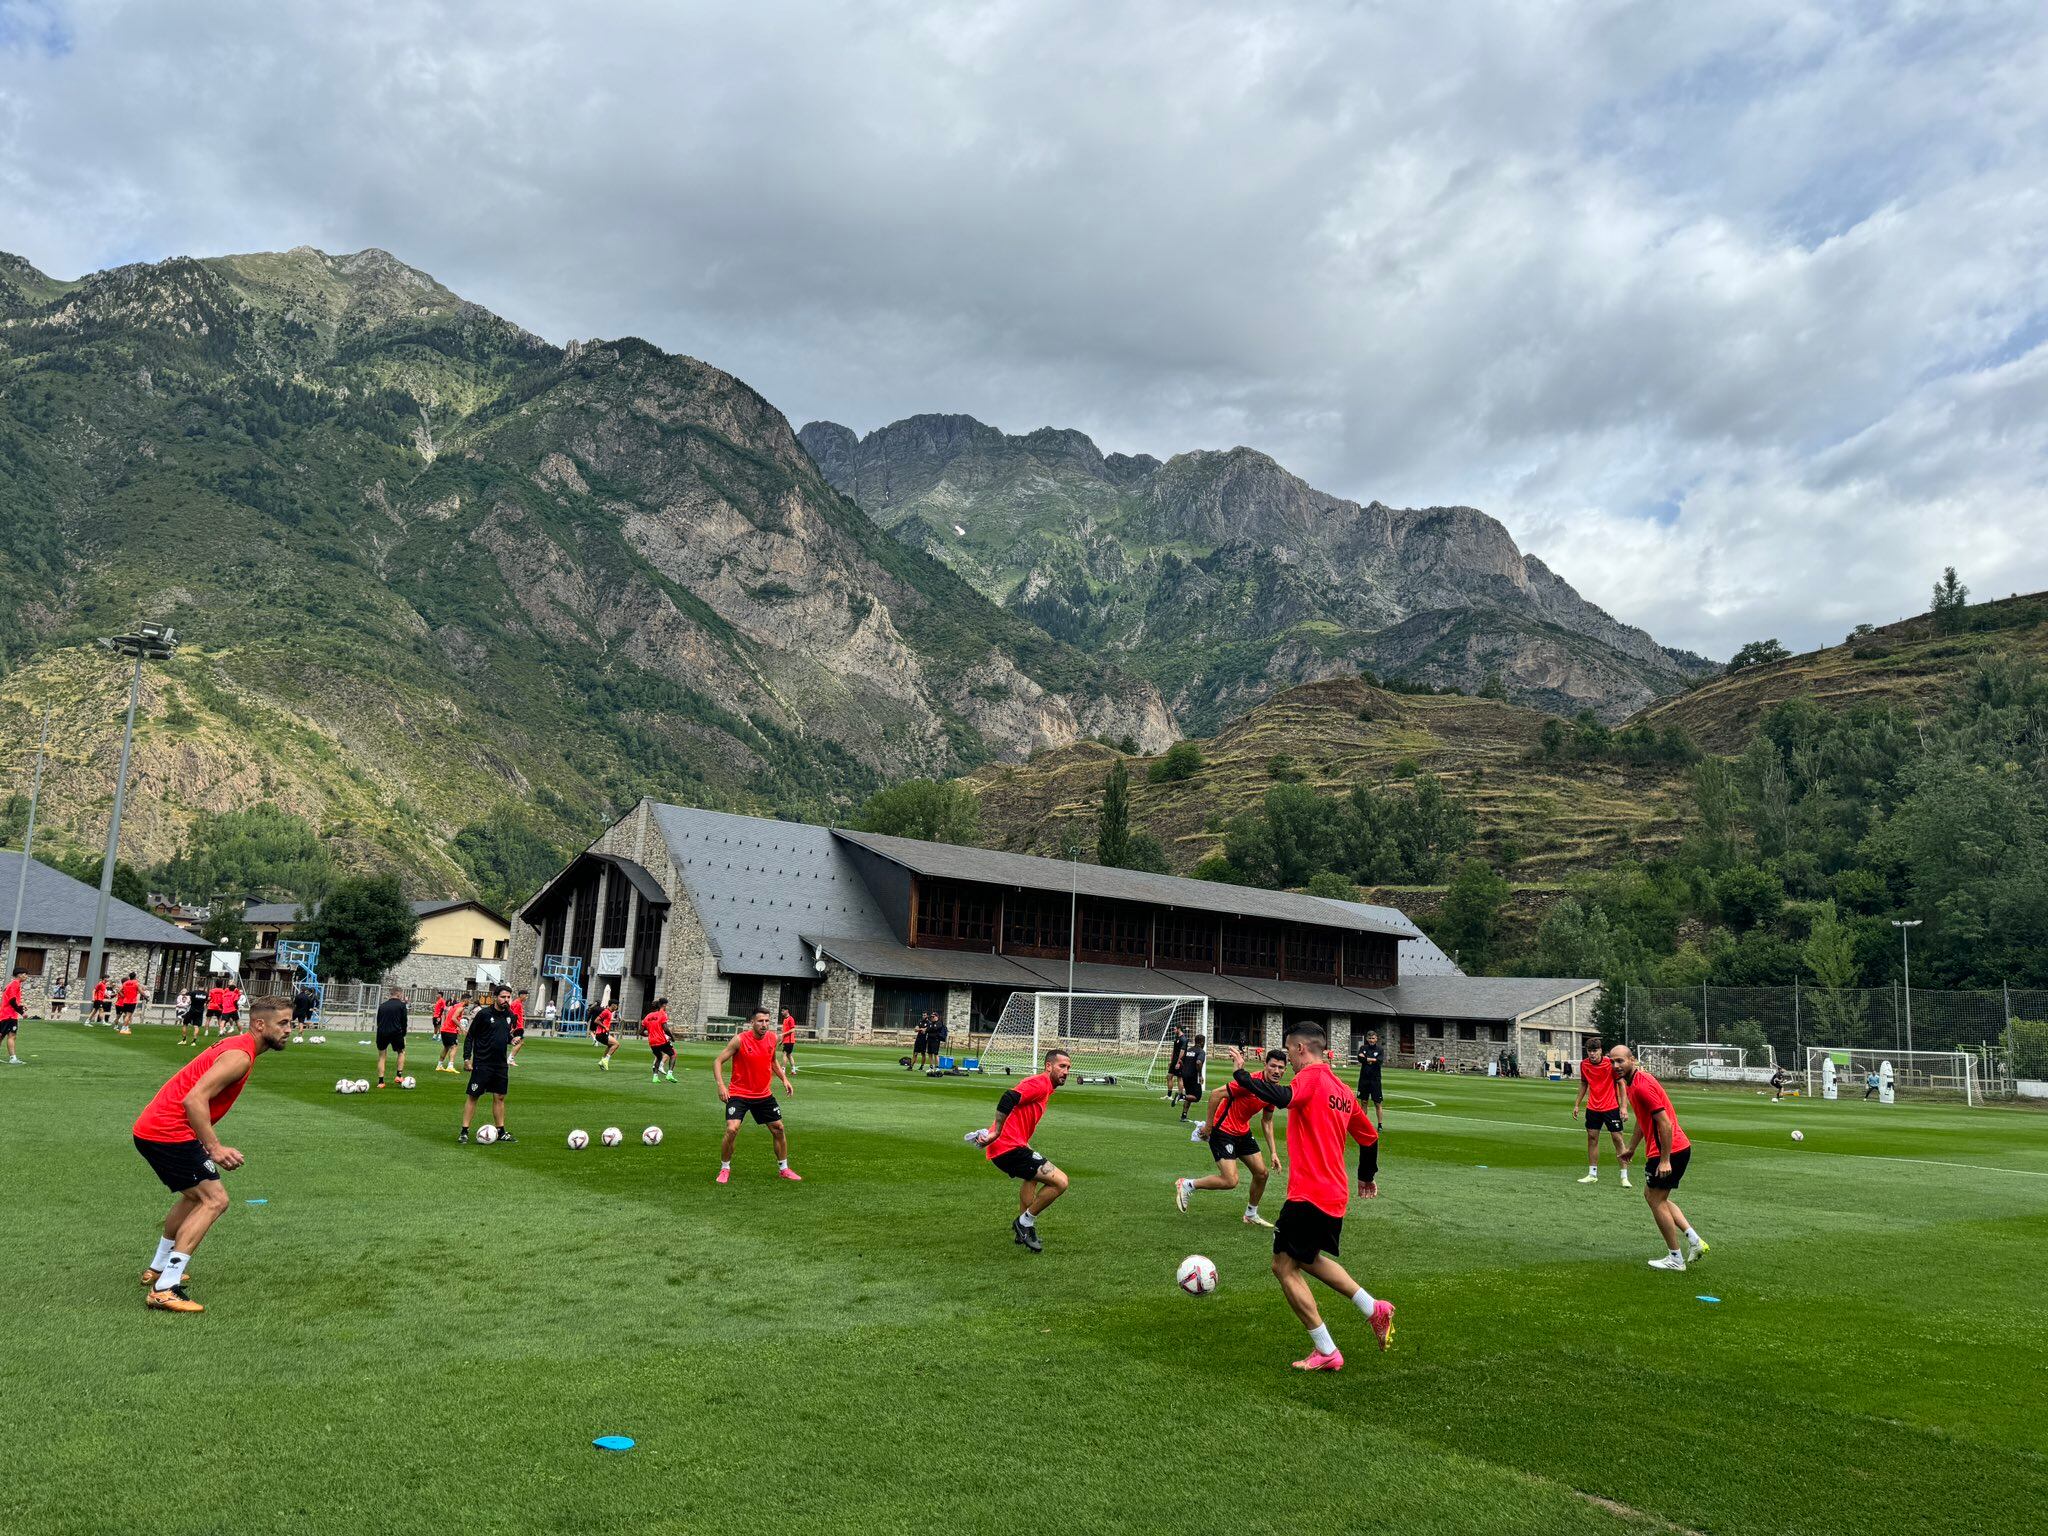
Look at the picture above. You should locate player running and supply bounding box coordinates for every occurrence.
[373,986,408,1087]
[2,967,24,1064]
[780,1007,798,1072]
[1176,1045,1285,1226]
[1609,1043,1708,1271]
[1355,1028,1387,1127]
[131,995,293,1313]
[436,994,465,1072]
[1574,1035,1630,1187]
[966,1047,1071,1252]
[590,1001,620,1070]
[1224,1029,1395,1370]
[644,999,677,1081]
[459,986,518,1145]
[712,1006,799,1183]
[508,990,528,1066]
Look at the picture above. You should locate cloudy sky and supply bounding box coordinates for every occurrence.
[5,0,2046,658]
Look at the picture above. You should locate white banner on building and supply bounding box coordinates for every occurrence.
[597,947,626,976]
[209,950,242,977]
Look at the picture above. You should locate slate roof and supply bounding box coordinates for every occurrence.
[0,852,209,949]
[831,829,1414,938]
[650,804,896,980]
[1314,898,1464,975]
[1382,975,1599,1022]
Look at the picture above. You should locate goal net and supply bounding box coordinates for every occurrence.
[1637,1043,1777,1084]
[1805,1047,1980,1106]
[973,991,1210,1086]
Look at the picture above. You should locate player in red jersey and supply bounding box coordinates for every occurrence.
[1574,1035,1631,1188]
[779,1007,798,1072]
[1176,1046,1286,1226]
[508,990,529,1065]
[1225,1027,1395,1370]
[713,1006,798,1184]
[2,967,25,1065]
[130,995,292,1313]
[589,1001,620,1070]
[436,994,466,1072]
[115,972,142,1032]
[88,975,111,1025]
[1609,1044,1708,1271]
[966,1047,1072,1252]
[643,999,677,1082]
[203,980,227,1032]
[430,992,447,1034]
[220,983,243,1036]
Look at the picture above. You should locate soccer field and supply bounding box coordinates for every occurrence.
[6,1026,2045,1536]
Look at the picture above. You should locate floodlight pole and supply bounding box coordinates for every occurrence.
[1892,919,1921,1055]
[4,712,51,978]
[86,626,177,997]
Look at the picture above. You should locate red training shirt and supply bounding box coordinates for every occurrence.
[206,986,225,1013]
[643,1009,671,1048]
[729,1028,776,1096]
[1624,1068,1690,1157]
[431,997,446,1024]
[510,999,525,1028]
[441,1003,464,1034]
[594,1006,615,1033]
[1215,1070,1276,1137]
[0,976,23,1021]
[117,979,141,1008]
[1580,1057,1620,1113]
[133,1035,258,1144]
[986,1072,1055,1159]
[94,980,109,1003]
[1281,1060,1378,1219]
[780,1015,796,1043]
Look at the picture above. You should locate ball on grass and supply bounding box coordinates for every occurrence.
[335,1078,351,1094]
[1791,1129,1805,1142]
[475,1124,499,1144]
[399,1075,416,1089]
[567,1128,590,1150]
[1176,1255,1218,1296]
[352,1079,370,1093]
[600,1127,623,1147]
[642,1126,663,1146]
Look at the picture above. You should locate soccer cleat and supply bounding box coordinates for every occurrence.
[1687,1237,1710,1263]
[1647,1254,1687,1271]
[146,1285,203,1313]
[776,1166,802,1181]
[1291,1348,1345,1372]
[1577,1172,1599,1184]
[1012,1217,1043,1253]
[457,1129,469,1144]
[1174,1177,1193,1212]
[1619,1172,1632,1188]
[376,1079,386,1089]
[1368,1298,1396,1352]
[1243,1210,1273,1228]
[140,1267,160,1289]
[715,1167,731,1184]
[496,1130,516,1144]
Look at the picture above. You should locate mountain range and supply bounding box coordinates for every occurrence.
[800,413,1713,732]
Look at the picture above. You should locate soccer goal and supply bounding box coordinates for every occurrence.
[973,991,1210,1086]
[1805,1047,1982,1106]
[1638,1042,1777,1085]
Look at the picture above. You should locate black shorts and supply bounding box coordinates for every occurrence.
[135,1134,220,1192]
[1273,1199,1344,1262]
[1208,1128,1261,1164]
[592,1029,613,1047]
[1645,1146,1691,1190]
[375,1026,407,1051]
[725,1093,781,1124]
[781,1041,794,1055]
[1358,1073,1384,1104]
[467,1066,509,1099]
[0,1017,17,1036]
[990,1145,1048,1181]
[650,1040,674,1059]
[1585,1107,1624,1133]
[439,1031,459,1047]
[512,1026,525,1039]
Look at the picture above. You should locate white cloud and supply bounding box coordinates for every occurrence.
[4,0,2046,657]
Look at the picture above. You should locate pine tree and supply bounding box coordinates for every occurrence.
[1096,760,1132,869]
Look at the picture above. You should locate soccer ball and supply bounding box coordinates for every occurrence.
[567,1128,590,1150]
[353,1079,370,1093]
[399,1076,416,1089]
[475,1124,499,1144]
[335,1078,351,1094]
[1791,1129,1805,1142]
[601,1126,624,1147]
[642,1126,663,1146]
[1176,1255,1218,1296]
[311,1034,326,1044]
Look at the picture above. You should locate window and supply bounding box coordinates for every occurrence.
[1154,912,1218,970]
[915,880,997,951]
[1490,1024,1508,1042]
[1457,1022,1477,1041]
[1075,899,1148,964]
[602,875,631,949]
[1342,932,1395,986]
[1284,928,1338,983]
[471,938,484,958]
[1221,919,1279,976]
[1002,891,1070,958]
[15,947,45,977]
[1537,1029,1552,1044]
[259,930,280,950]
[493,940,507,960]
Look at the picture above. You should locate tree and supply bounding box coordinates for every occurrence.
[1304,870,1359,902]
[2010,1019,2048,1080]
[1727,638,1791,672]
[1537,718,1567,758]
[454,807,569,914]
[1930,566,1969,633]
[53,851,148,908]
[1095,760,1132,869]
[1121,832,1171,874]
[1432,859,1511,971]
[853,779,980,844]
[1715,1017,1771,1060]
[1479,673,1509,701]
[1147,742,1204,783]
[299,875,419,984]
[198,897,254,955]
[155,803,335,904]
[1714,864,1784,932]
[1803,900,1872,1044]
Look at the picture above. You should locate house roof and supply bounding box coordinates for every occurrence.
[830,829,1415,939]
[1382,975,1599,1022]
[1314,899,1464,975]
[0,853,209,949]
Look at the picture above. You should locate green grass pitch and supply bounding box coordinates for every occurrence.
[5,1024,2046,1535]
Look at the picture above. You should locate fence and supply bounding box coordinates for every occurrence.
[1627,984,2040,1071]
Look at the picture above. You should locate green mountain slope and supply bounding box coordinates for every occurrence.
[0,247,1171,887]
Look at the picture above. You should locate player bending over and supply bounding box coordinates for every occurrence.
[1177,1046,1285,1226]
[713,1006,799,1183]
[966,1048,1071,1252]
[644,999,677,1081]
[1573,1035,1630,1187]
[373,986,408,1087]
[131,995,293,1313]
[459,987,519,1145]
[590,1001,620,1070]
[1225,1029,1395,1370]
[1609,1044,1707,1271]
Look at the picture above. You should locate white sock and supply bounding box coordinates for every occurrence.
[1018,1211,1035,1227]
[1588,1165,1598,1175]
[1308,1323,1336,1355]
[1351,1288,1377,1315]
[720,1161,731,1171]
[1684,1226,1702,1244]
[1245,1203,1258,1217]
[150,1237,177,1271]
[778,1159,789,1171]
[157,1251,192,1288]
[1668,1249,1682,1261]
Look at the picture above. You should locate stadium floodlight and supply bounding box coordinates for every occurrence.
[1892,920,1922,1054]
[85,624,180,999]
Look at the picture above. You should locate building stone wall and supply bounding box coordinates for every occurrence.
[1514,986,1603,1074]
[819,960,873,1042]
[8,935,200,1019]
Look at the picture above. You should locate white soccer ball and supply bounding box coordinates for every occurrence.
[399,1076,416,1089]
[642,1125,663,1146]
[1176,1254,1218,1296]
[475,1124,499,1144]
[1791,1129,1805,1142]
[353,1079,370,1093]
[335,1078,351,1094]
[312,1034,326,1044]
[601,1126,624,1147]
[567,1128,590,1150]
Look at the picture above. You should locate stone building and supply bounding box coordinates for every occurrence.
[0,852,210,1009]
[510,800,1600,1068]
[241,897,511,994]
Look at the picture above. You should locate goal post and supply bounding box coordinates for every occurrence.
[1805,1046,1981,1106]
[973,991,1210,1086]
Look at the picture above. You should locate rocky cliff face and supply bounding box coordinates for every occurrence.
[799,415,1713,728]
[0,248,1170,883]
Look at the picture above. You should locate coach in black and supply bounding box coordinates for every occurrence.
[1356,1029,1386,1128]
[373,986,408,1090]
[459,985,518,1145]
